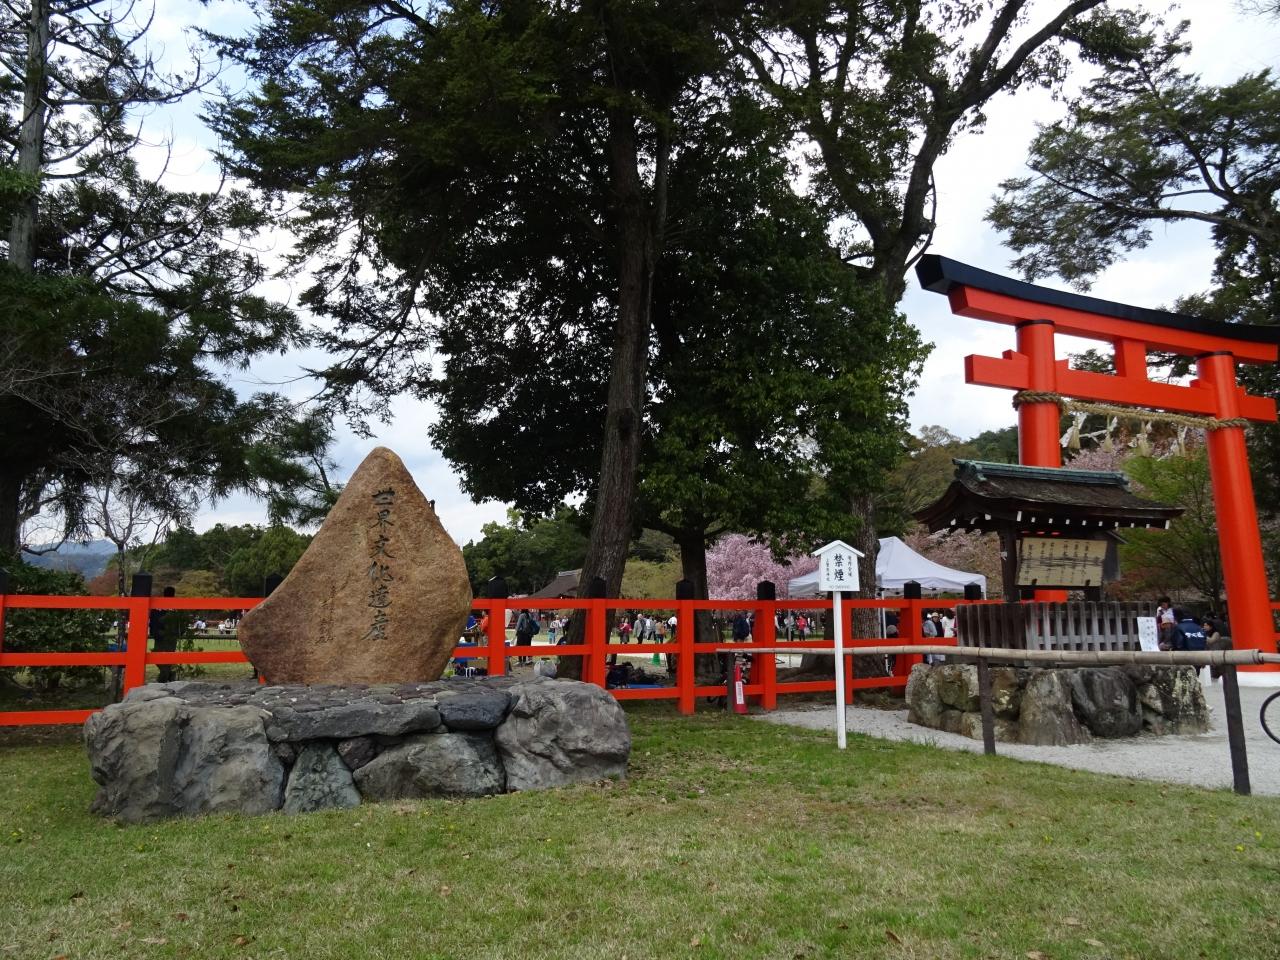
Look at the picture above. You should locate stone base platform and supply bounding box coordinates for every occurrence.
[905,662,1210,746]
[85,678,630,823]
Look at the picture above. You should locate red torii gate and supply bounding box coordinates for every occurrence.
[917,255,1280,671]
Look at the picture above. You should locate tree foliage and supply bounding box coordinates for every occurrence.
[0,555,109,693]
[222,525,312,597]
[209,0,739,608]
[93,523,314,597]
[878,426,977,534]
[733,0,1116,600]
[1111,447,1222,607]
[988,6,1280,528]
[705,534,817,601]
[461,508,590,596]
[0,0,334,554]
[988,14,1280,288]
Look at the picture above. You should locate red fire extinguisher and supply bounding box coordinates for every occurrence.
[732,661,748,715]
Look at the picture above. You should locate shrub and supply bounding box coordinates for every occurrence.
[2,554,112,695]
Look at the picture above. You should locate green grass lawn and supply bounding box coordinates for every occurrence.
[2,705,1278,960]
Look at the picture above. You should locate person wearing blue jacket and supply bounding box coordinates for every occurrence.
[1171,611,1207,652]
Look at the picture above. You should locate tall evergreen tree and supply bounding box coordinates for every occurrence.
[0,0,333,551]
[209,0,746,610]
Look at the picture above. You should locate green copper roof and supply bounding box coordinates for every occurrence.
[953,459,1130,488]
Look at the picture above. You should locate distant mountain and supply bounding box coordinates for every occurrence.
[23,540,116,578]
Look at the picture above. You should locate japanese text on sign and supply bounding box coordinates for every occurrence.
[363,487,396,641]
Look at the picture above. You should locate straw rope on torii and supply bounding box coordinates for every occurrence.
[1011,389,1252,432]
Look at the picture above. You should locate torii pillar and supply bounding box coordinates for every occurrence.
[918,256,1280,672]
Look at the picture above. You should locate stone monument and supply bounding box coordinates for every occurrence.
[238,446,472,684]
[84,446,632,822]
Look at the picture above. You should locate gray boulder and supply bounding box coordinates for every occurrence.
[436,690,512,731]
[989,667,1023,719]
[935,664,980,712]
[1069,667,1141,738]
[905,664,943,728]
[959,711,1019,743]
[85,698,284,823]
[1018,671,1090,746]
[336,736,378,771]
[1142,666,1210,734]
[354,733,505,799]
[495,679,629,790]
[263,698,441,742]
[283,743,361,814]
[939,708,964,734]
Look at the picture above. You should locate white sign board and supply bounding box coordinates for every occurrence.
[810,540,865,751]
[1136,616,1159,652]
[812,540,864,593]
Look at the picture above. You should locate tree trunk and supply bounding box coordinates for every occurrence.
[9,0,50,271]
[561,109,663,679]
[0,465,22,554]
[675,526,721,684]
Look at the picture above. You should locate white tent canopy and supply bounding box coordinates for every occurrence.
[786,536,986,598]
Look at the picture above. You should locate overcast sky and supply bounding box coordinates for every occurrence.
[138,0,1280,545]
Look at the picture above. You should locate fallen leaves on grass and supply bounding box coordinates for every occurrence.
[1062,917,1083,927]
[1026,952,1051,960]
[139,936,168,945]
[885,929,902,944]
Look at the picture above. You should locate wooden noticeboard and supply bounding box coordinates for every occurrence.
[1016,537,1107,588]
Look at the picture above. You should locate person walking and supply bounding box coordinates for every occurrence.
[514,609,539,665]
[610,616,633,666]
[149,586,187,684]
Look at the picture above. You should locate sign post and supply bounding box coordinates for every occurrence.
[812,540,864,749]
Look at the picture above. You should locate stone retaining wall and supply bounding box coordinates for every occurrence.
[84,677,630,823]
[904,662,1210,746]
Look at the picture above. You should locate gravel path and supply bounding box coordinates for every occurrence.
[762,678,1280,796]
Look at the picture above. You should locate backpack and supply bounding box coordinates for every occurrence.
[529,616,541,635]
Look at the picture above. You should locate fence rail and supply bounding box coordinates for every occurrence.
[0,592,948,726]
[956,601,1156,652]
[6,591,1278,728]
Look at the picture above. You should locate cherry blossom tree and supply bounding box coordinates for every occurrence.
[706,534,818,601]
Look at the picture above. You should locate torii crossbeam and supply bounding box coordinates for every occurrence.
[917,255,1280,669]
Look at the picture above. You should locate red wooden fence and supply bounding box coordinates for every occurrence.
[0,592,953,727]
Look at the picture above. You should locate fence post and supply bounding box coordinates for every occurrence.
[902,582,924,674]
[263,573,283,596]
[676,579,695,715]
[0,568,8,655]
[124,573,153,693]
[977,658,997,756]
[1222,664,1252,796]
[485,576,508,677]
[755,580,777,710]
[586,576,607,688]
[964,582,984,601]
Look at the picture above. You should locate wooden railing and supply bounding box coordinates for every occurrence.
[955,601,1157,652]
[0,593,949,726]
